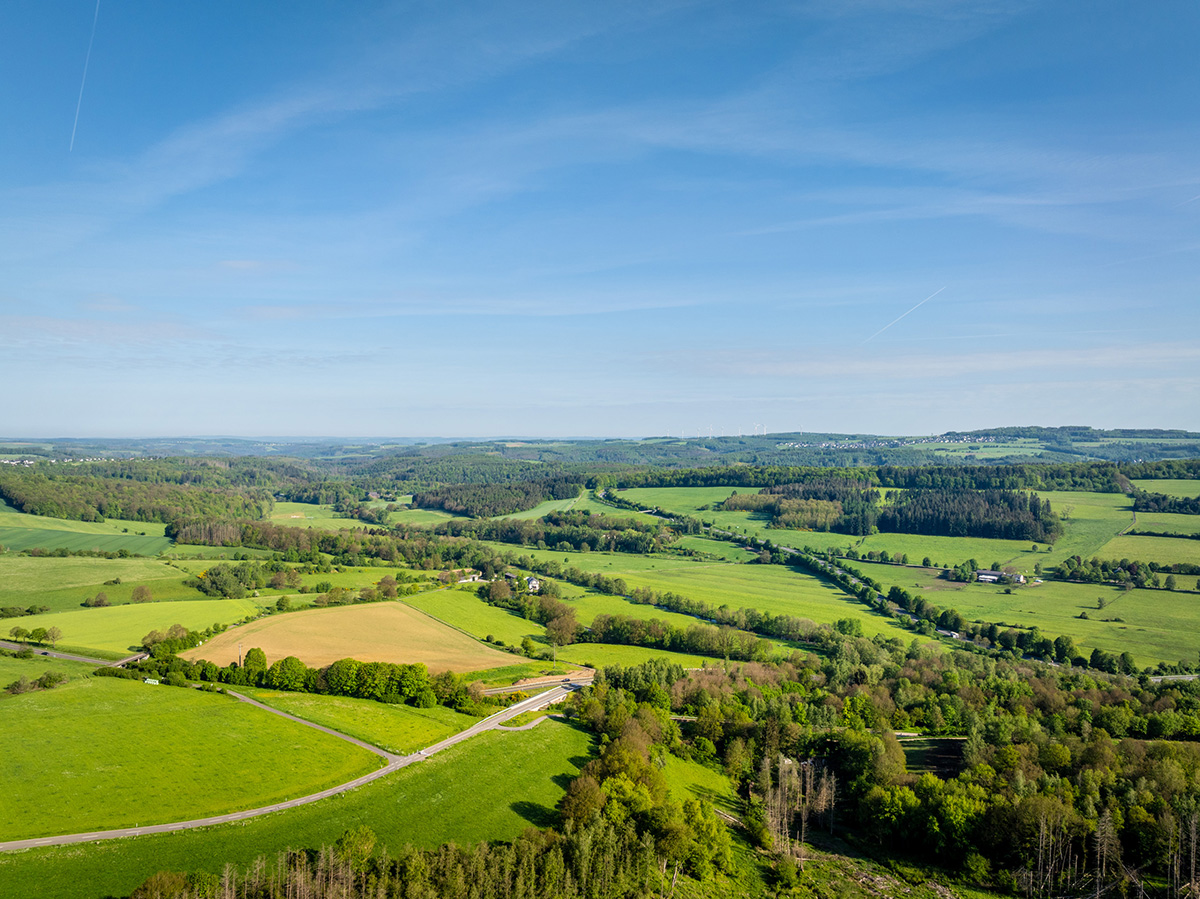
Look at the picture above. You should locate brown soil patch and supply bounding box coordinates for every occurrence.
[181,603,517,671]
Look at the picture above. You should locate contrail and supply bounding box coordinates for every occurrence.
[70,0,101,152]
[862,286,945,344]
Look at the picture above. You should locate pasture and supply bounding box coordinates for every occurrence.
[269,501,359,530]
[1132,479,1200,498]
[494,495,583,520]
[674,535,758,561]
[1129,511,1200,536]
[0,719,593,899]
[0,653,96,687]
[847,560,1200,667]
[17,598,261,658]
[1098,534,1200,567]
[488,544,904,640]
[624,487,1144,574]
[0,556,203,613]
[405,588,719,669]
[241,688,480,754]
[0,677,379,841]
[0,500,171,554]
[557,642,718,669]
[179,602,517,671]
[660,754,740,816]
[405,587,539,646]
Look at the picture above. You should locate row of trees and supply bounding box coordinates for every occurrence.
[7,624,61,646]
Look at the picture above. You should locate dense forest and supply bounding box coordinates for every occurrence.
[720,482,1061,542]
[411,476,585,517]
[121,641,1200,899]
[0,468,270,523]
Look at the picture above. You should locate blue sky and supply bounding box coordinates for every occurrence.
[2,1,1197,438]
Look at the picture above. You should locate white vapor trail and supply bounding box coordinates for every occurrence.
[70,0,101,152]
[862,286,946,344]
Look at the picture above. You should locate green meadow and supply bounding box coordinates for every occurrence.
[673,535,758,561]
[489,544,903,640]
[660,754,739,816]
[494,495,584,520]
[0,500,171,554]
[21,598,262,658]
[0,677,379,841]
[269,501,361,530]
[0,719,593,899]
[1132,479,1200,498]
[558,643,717,669]
[1129,511,1200,536]
[848,560,1200,667]
[619,486,741,513]
[0,556,204,613]
[240,688,480,754]
[0,652,96,686]
[1097,534,1200,566]
[624,487,1140,574]
[405,588,539,645]
[404,588,719,669]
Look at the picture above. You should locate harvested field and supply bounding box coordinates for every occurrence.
[182,602,517,671]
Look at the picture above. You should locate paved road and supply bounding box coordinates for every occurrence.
[0,640,140,667]
[0,681,583,853]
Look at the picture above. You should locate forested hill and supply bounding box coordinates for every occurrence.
[7,425,1200,468]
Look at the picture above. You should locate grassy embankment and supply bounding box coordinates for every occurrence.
[0,719,593,899]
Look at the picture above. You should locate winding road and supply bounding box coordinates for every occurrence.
[0,679,587,853]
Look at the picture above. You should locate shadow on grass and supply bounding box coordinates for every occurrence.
[510,800,559,829]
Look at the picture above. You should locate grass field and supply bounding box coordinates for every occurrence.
[405,587,540,645]
[660,754,739,815]
[674,535,758,562]
[0,719,594,899]
[624,487,1144,575]
[0,652,97,687]
[494,495,584,520]
[0,556,205,613]
[179,602,518,671]
[847,560,1200,667]
[1129,511,1200,536]
[557,642,718,669]
[619,486,741,513]
[269,502,361,530]
[0,500,172,554]
[405,588,720,669]
[19,598,262,658]
[0,677,379,841]
[1097,534,1200,566]
[483,544,904,641]
[1133,479,1200,498]
[241,688,480,754]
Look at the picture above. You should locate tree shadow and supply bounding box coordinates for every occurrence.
[510,800,558,829]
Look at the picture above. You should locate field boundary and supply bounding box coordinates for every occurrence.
[0,681,582,853]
